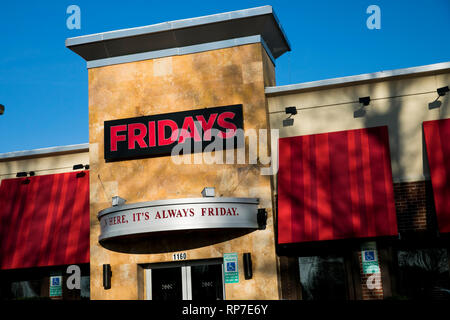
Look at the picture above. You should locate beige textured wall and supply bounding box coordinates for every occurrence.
[0,151,89,183]
[88,43,279,300]
[268,71,450,184]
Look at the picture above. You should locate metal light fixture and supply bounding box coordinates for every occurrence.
[257,208,267,230]
[243,253,253,280]
[201,187,215,198]
[283,106,297,127]
[437,86,449,97]
[0,104,4,115]
[429,86,449,109]
[354,96,371,118]
[73,164,89,170]
[16,172,28,177]
[103,264,112,290]
[359,96,371,106]
[112,196,127,207]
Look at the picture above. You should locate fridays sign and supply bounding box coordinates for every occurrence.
[104,104,243,161]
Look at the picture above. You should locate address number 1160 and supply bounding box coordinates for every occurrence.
[172,252,187,261]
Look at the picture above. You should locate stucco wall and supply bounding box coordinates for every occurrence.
[88,43,279,299]
[267,71,450,185]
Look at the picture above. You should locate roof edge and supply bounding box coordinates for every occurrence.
[0,143,89,161]
[265,61,450,96]
[66,5,275,47]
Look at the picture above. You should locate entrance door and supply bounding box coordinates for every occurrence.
[190,263,224,300]
[146,266,183,300]
[144,259,224,300]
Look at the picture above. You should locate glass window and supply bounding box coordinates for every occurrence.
[397,248,450,300]
[298,255,348,300]
[80,275,90,300]
[0,264,90,300]
[191,264,224,300]
[10,280,41,299]
[151,267,183,301]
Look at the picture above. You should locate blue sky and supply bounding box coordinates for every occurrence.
[0,0,449,153]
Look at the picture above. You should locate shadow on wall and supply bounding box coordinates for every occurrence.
[99,228,255,254]
[352,78,447,236]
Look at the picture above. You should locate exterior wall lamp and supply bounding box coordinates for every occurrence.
[359,96,371,106]
[429,86,449,109]
[112,196,127,207]
[16,171,34,178]
[73,164,89,170]
[201,187,215,197]
[243,253,253,280]
[354,96,371,118]
[283,106,297,127]
[103,264,112,290]
[437,86,449,97]
[257,208,267,230]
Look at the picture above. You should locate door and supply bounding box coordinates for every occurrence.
[146,266,183,300]
[144,259,224,300]
[191,263,224,300]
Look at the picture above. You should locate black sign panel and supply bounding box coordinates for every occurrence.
[104,104,244,162]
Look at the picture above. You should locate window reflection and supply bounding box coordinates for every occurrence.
[298,255,347,300]
[80,275,90,299]
[11,280,40,299]
[397,248,450,300]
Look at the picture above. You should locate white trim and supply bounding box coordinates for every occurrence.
[222,264,226,300]
[183,266,192,300]
[145,269,152,300]
[265,62,450,95]
[0,143,89,160]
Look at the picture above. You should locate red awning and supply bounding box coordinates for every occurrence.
[423,118,450,234]
[278,126,397,244]
[0,171,89,270]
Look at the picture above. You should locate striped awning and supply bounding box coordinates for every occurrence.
[278,126,398,244]
[423,118,450,234]
[0,171,89,270]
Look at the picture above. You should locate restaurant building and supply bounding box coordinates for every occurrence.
[1,6,449,300]
[0,144,90,299]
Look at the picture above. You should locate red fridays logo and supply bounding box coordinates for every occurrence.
[104,104,244,161]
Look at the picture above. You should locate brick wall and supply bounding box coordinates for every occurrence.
[393,180,437,233]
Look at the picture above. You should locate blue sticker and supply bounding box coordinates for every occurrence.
[226,262,236,272]
[364,251,376,262]
[51,277,60,286]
